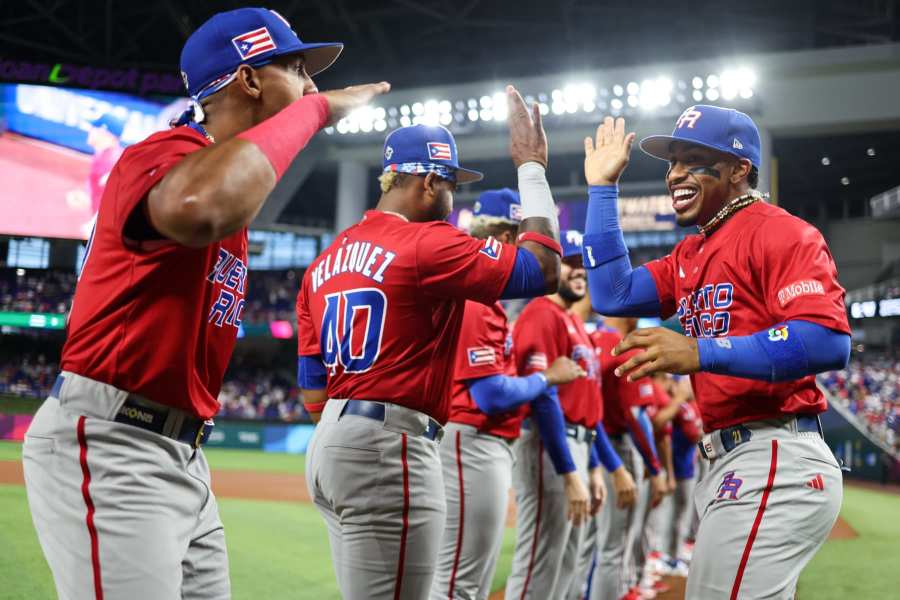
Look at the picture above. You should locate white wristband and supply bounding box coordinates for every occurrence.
[517,162,559,233]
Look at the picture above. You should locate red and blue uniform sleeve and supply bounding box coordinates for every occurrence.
[111,128,207,241]
[295,272,327,405]
[415,222,517,306]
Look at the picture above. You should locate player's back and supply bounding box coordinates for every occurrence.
[297,210,517,423]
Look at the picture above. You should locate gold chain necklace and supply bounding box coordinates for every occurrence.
[698,191,767,236]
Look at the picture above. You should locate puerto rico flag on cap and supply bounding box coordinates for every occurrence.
[232,27,277,60]
[427,142,453,161]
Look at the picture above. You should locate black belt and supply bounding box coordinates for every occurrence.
[698,414,822,460]
[523,419,597,444]
[52,375,214,449]
[340,399,443,442]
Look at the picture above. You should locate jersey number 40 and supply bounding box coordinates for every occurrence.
[320,288,387,373]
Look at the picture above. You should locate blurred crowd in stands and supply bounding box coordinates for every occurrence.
[0,267,304,325]
[819,353,899,452]
[0,268,76,314]
[235,268,301,324]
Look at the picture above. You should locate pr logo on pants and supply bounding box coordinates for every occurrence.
[716,471,743,500]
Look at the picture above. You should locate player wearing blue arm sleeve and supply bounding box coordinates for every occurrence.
[297,355,327,389]
[531,387,577,474]
[696,320,850,382]
[582,185,662,317]
[467,351,586,415]
[632,407,660,475]
[592,423,624,471]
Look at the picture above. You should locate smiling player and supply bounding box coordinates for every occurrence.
[580,107,851,599]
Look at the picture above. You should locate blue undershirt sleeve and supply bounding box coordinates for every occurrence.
[467,373,548,415]
[632,407,661,475]
[593,424,624,472]
[582,185,662,317]
[697,320,851,382]
[531,387,577,474]
[297,355,327,389]
[501,246,546,299]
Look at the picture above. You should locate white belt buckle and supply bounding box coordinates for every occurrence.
[700,434,717,460]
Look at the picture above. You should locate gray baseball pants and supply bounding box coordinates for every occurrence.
[430,423,514,600]
[306,399,447,600]
[22,371,229,600]
[589,435,645,600]
[659,476,696,560]
[686,418,842,599]
[504,427,590,600]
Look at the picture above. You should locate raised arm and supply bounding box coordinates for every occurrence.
[581,117,662,317]
[148,82,390,247]
[504,86,560,296]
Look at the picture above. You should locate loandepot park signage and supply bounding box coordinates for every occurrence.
[0,58,183,97]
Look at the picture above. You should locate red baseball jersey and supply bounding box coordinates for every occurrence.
[646,382,674,437]
[447,300,523,438]
[514,296,601,428]
[296,210,517,423]
[62,127,248,419]
[592,328,647,434]
[645,201,850,431]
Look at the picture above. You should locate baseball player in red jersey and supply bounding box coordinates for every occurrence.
[505,230,622,600]
[21,8,389,599]
[657,380,702,576]
[582,317,669,600]
[581,107,851,599]
[430,189,585,600]
[296,88,564,600]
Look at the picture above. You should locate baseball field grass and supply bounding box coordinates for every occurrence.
[0,439,896,599]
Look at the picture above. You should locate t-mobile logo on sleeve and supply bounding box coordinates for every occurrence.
[777,279,824,307]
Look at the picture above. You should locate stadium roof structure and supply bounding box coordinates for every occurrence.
[3,0,900,230]
[2,0,899,90]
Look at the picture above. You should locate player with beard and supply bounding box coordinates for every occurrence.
[506,231,624,600]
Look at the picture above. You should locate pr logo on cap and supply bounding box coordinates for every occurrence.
[676,107,703,129]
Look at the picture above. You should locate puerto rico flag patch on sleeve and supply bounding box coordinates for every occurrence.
[468,347,496,367]
[232,27,277,60]
[527,352,548,370]
[480,236,502,260]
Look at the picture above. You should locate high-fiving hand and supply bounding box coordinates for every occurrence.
[321,82,391,126]
[584,116,636,186]
[612,327,702,382]
[507,85,548,168]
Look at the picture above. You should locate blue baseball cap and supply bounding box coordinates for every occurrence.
[383,124,483,184]
[561,230,584,259]
[640,105,761,168]
[474,188,522,223]
[180,7,343,100]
